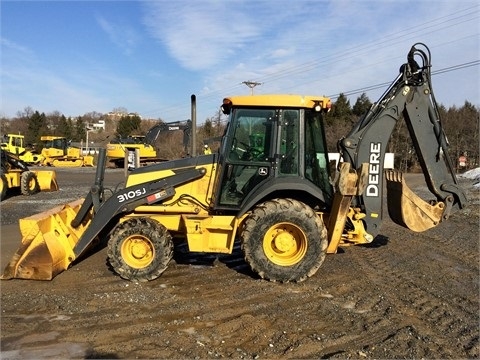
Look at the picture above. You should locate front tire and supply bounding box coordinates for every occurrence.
[0,174,8,201]
[21,171,40,196]
[107,217,173,282]
[241,198,328,282]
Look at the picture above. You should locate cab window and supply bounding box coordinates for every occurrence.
[219,109,273,206]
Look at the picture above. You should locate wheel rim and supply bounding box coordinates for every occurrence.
[121,235,155,269]
[28,177,36,191]
[263,222,307,266]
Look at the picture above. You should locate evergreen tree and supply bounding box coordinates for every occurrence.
[57,115,73,139]
[116,115,141,138]
[75,116,87,142]
[352,93,372,117]
[332,93,352,119]
[26,111,46,146]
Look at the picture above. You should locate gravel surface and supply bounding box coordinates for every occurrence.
[1,167,479,359]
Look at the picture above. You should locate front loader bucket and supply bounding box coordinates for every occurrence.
[385,170,445,232]
[1,198,91,280]
[33,170,59,191]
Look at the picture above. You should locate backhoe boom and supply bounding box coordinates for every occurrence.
[339,43,467,235]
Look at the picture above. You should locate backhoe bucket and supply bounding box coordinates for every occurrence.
[33,170,59,191]
[1,198,91,280]
[385,170,445,232]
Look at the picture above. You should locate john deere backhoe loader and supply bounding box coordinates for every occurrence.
[1,43,467,282]
[0,149,58,201]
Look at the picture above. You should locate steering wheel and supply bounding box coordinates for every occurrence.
[240,142,263,160]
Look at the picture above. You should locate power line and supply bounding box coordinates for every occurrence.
[141,5,479,120]
[327,60,480,100]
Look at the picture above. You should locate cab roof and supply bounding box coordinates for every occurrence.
[223,94,331,109]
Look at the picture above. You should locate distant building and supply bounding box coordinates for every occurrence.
[91,120,105,131]
[106,112,142,120]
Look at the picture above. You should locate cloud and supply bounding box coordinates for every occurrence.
[2,0,477,122]
[1,36,157,117]
[96,15,139,55]
[0,37,33,56]
[142,1,268,70]
[202,1,478,106]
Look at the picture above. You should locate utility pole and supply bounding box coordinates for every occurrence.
[242,81,262,95]
[85,126,93,153]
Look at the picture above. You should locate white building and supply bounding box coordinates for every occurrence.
[87,120,105,131]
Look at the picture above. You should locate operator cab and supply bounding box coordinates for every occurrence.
[212,95,333,213]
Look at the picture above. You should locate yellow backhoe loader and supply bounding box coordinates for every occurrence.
[41,136,94,167]
[2,43,468,282]
[1,133,44,165]
[0,149,58,201]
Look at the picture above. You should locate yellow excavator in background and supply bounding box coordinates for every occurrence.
[1,43,468,283]
[106,120,192,168]
[0,149,58,201]
[106,135,158,168]
[40,136,94,167]
[1,134,44,165]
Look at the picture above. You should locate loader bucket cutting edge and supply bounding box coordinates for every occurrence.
[1,198,91,280]
[385,170,445,232]
[34,170,59,191]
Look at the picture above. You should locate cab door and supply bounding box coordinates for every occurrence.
[214,108,276,208]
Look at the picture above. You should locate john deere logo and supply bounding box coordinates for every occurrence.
[258,167,268,176]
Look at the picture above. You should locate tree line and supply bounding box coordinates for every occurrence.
[1,94,478,170]
[0,106,226,157]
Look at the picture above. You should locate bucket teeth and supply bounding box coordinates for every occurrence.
[386,170,445,232]
[1,239,57,280]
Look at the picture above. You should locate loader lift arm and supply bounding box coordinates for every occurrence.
[1,149,206,280]
[338,43,468,235]
[71,154,206,258]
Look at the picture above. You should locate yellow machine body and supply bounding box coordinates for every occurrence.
[106,136,158,168]
[40,136,94,167]
[1,133,44,165]
[1,170,58,195]
[1,149,59,201]
[125,162,240,254]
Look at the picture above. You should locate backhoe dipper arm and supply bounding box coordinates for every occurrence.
[338,43,467,235]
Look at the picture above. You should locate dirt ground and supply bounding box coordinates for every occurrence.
[0,166,479,359]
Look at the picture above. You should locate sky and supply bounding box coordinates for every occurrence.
[1,0,479,124]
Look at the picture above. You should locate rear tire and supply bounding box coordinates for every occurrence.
[107,217,173,282]
[21,171,40,196]
[241,198,328,282]
[0,174,8,201]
